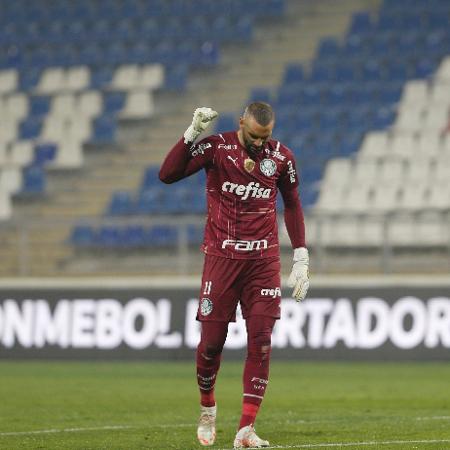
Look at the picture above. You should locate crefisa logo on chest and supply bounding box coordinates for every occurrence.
[260,158,277,177]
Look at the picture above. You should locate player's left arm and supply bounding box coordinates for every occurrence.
[278,155,309,302]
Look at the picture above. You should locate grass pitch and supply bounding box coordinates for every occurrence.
[0,361,449,449]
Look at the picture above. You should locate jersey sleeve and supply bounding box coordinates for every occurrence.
[159,136,215,184]
[277,149,306,248]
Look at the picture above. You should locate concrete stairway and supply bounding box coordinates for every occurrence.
[3,0,381,276]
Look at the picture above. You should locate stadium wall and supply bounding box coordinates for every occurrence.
[0,276,449,361]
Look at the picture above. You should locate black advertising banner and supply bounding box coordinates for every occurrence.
[0,286,449,360]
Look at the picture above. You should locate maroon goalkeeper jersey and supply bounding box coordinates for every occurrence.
[160,131,304,259]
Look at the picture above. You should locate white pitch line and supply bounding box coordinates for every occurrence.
[217,439,450,450]
[2,416,450,438]
[0,425,134,437]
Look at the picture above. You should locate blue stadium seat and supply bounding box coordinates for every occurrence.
[19,117,43,139]
[34,143,57,165]
[136,189,165,215]
[70,224,95,247]
[141,166,161,191]
[164,64,188,91]
[148,225,178,247]
[90,65,114,89]
[317,37,340,59]
[107,191,135,216]
[19,67,41,91]
[249,87,272,104]
[282,63,305,84]
[215,114,235,134]
[121,225,147,248]
[91,115,117,144]
[97,225,122,248]
[187,224,204,245]
[29,96,51,117]
[349,11,373,33]
[199,41,220,66]
[103,92,126,116]
[22,165,46,194]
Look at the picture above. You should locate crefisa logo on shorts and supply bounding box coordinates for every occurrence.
[200,298,213,316]
[260,287,281,298]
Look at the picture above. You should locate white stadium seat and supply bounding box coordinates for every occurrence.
[111,65,140,91]
[359,215,384,247]
[415,212,447,246]
[76,91,102,119]
[0,167,22,194]
[49,141,83,169]
[5,93,29,121]
[428,181,450,209]
[415,131,444,158]
[394,105,424,133]
[352,160,379,187]
[120,90,155,119]
[8,141,34,167]
[358,131,390,161]
[0,147,7,166]
[433,158,450,184]
[388,133,417,161]
[341,183,373,213]
[67,118,92,144]
[399,79,429,108]
[0,69,18,95]
[138,64,164,89]
[35,67,66,94]
[377,159,405,184]
[41,116,67,143]
[0,119,18,145]
[321,158,352,187]
[0,189,12,220]
[388,215,416,247]
[65,66,90,92]
[397,182,429,211]
[51,93,77,118]
[405,157,434,183]
[435,56,450,83]
[315,184,346,212]
[429,82,450,104]
[422,103,449,133]
[371,184,401,213]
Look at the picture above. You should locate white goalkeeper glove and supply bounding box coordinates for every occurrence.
[184,107,219,144]
[287,247,309,302]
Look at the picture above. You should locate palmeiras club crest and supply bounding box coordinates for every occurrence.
[244,158,255,173]
[200,298,213,316]
[260,158,277,177]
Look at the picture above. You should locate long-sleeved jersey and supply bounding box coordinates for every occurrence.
[159,131,306,259]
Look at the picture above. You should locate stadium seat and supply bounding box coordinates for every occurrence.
[19,117,43,139]
[21,165,46,194]
[0,69,18,94]
[107,191,135,216]
[70,224,96,247]
[91,115,117,144]
[34,143,57,165]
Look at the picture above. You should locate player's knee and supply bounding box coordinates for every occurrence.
[201,342,223,360]
[248,333,272,362]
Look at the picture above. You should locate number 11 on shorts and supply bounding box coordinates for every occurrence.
[203,280,212,295]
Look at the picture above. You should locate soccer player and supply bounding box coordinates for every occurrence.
[159,103,309,448]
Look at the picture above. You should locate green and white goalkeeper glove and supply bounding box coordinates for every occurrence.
[287,247,310,302]
[184,107,219,144]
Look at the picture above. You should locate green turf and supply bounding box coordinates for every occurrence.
[0,361,449,449]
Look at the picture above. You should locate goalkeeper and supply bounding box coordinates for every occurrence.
[159,103,308,448]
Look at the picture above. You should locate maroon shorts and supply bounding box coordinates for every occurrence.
[197,254,281,322]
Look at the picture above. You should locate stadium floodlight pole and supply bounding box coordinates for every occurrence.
[159,101,309,448]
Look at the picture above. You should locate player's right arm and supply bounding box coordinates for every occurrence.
[159,107,218,184]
